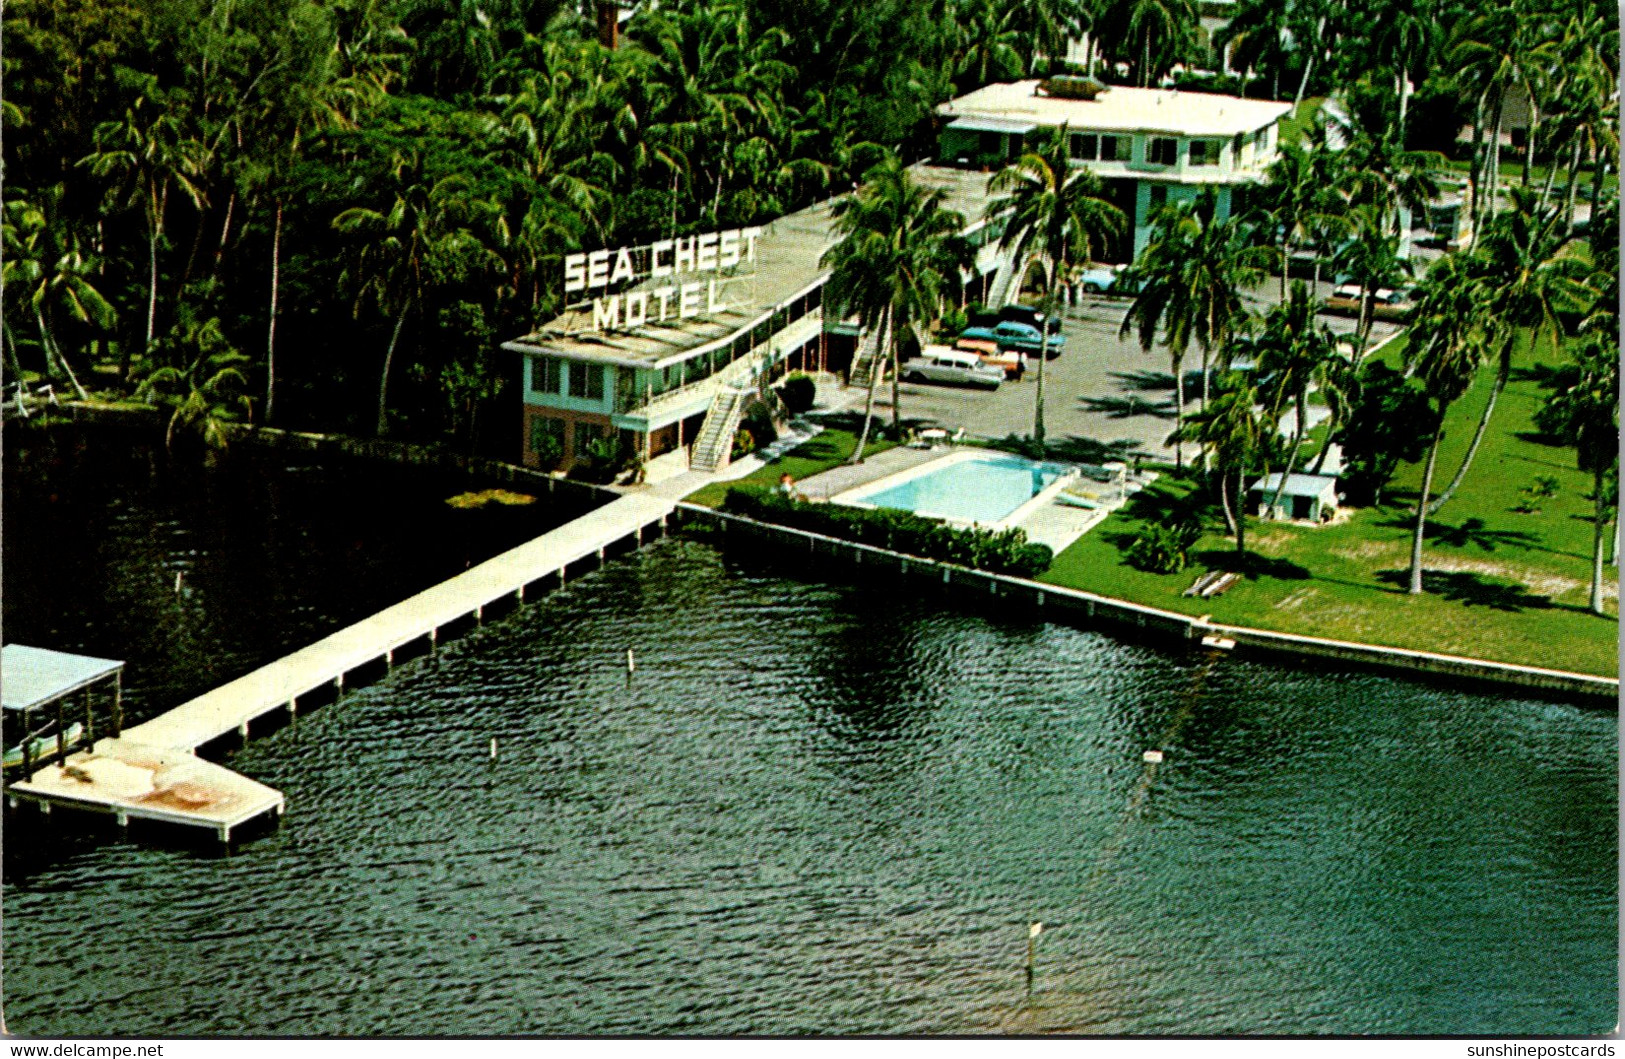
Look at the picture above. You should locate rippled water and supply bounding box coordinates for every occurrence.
[2,429,1617,1036]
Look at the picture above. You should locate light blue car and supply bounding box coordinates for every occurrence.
[1075,264,1133,295]
[960,321,1066,356]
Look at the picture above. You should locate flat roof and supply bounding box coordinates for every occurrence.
[504,164,1004,371]
[2,644,123,712]
[1249,473,1339,499]
[938,81,1292,138]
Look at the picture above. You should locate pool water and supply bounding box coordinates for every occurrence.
[855,453,1067,524]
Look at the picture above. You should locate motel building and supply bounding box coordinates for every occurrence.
[935,78,1293,260]
[502,165,1005,476]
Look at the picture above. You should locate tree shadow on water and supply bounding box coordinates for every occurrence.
[1374,569,1554,611]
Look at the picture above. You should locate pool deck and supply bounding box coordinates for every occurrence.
[798,445,1110,554]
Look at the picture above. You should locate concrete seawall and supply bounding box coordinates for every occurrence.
[678,504,1619,704]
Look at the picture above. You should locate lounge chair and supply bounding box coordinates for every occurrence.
[1200,572,1241,599]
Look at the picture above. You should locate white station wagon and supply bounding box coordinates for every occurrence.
[901,347,1004,389]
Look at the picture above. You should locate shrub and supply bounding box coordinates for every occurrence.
[1125,520,1201,574]
[777,373,817,415]
[722,485,1053,577]
[937,305,969,338]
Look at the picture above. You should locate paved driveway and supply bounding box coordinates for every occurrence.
[861,282,1401,462]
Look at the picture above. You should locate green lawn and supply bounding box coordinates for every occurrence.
[1042,335,1618,676]
[684,429,898,508]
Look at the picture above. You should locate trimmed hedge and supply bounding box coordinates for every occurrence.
[722,484,1053,578]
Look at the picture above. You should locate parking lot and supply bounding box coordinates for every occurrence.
[861,281,1402,462]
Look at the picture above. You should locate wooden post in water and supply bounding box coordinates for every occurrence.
[1026,921,1042,1002]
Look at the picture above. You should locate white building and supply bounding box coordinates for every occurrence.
[936,79,1292,259]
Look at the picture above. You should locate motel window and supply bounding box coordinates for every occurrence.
[1148,137,1178,166]
[980,131,1002,156]
[1232,133,1245,164]
[1070,133,1098,161]
[1188,139,1218,166]
[1099,135,1127,161]
[532,356,563,394]
[567,362,604,401]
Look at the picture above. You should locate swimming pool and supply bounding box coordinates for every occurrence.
[841,451,1073,524]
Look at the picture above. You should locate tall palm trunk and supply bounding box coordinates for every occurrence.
[134,178,165,382]
[1486,98,1505,221]
[1425,340,1508,515]
[1560,140,1584,231]
[1466,93,1488,234]
[266,199,282,424]
[848,309,889,463]
[1171,352,1186,470]
[889,318,904,438]
[1590,466,1609,615]
[210,190,236,282]
[1522,101,1540,189]
[1233,469,1247,553]
[377,302,409,437]
[1216,463,1237,535]
[1292,18,1326,107]
[3,321,29,415]
[1266,391,1307,514]
[1408,416,1445,594]
[37,309,90,400]
[1034,319,1048,444]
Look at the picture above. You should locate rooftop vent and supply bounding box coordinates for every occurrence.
[1036,75,1106,101]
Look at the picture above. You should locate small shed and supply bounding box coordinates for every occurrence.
[1248,473,1339,523]
[3,644,125,778]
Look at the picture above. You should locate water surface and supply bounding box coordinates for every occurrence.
[2,428,1616,1036]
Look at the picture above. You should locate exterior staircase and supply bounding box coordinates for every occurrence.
[690,386,750,473]
[847,325,887,390]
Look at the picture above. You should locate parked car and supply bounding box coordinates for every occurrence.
[1075,263,1131,295]
[1324,284,1414,321]
[960,321,1066,357]
[902,348,1005,389]
[998,303,1062,334]
[954,339,1024,379]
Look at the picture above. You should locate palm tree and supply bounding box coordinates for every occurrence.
[1255,281,1337,513]
[1539,337,1618,615]
[1451,0,1557,229]
[333,155,502,436]
[821,153,971,459]
[1331,211,1412,364]
[136,339,254,453]
[79,92,208,379]
[1403,253,1492,594]
[1370,0,1439,129]
[1120,201,1198,468]
[1259,136,1351,299]
[955,0,1025,88]
[1099,0,1197,88]
[1425,187,1593,514]
[1168,374,1266,552]
[1212,0,1291,99]
[2,194,114,401]
[989,125,1126,444]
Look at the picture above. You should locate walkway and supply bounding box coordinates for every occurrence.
[9,491,676,842]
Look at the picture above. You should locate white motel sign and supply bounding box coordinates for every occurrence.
[564,226,763,332]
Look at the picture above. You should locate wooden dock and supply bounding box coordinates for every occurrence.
[8,492,675,842]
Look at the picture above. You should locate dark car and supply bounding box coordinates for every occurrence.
[998,304,1063,334]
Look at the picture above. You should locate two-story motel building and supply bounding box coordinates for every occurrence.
[502,165,1004,474]
[936,79,1293,259]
